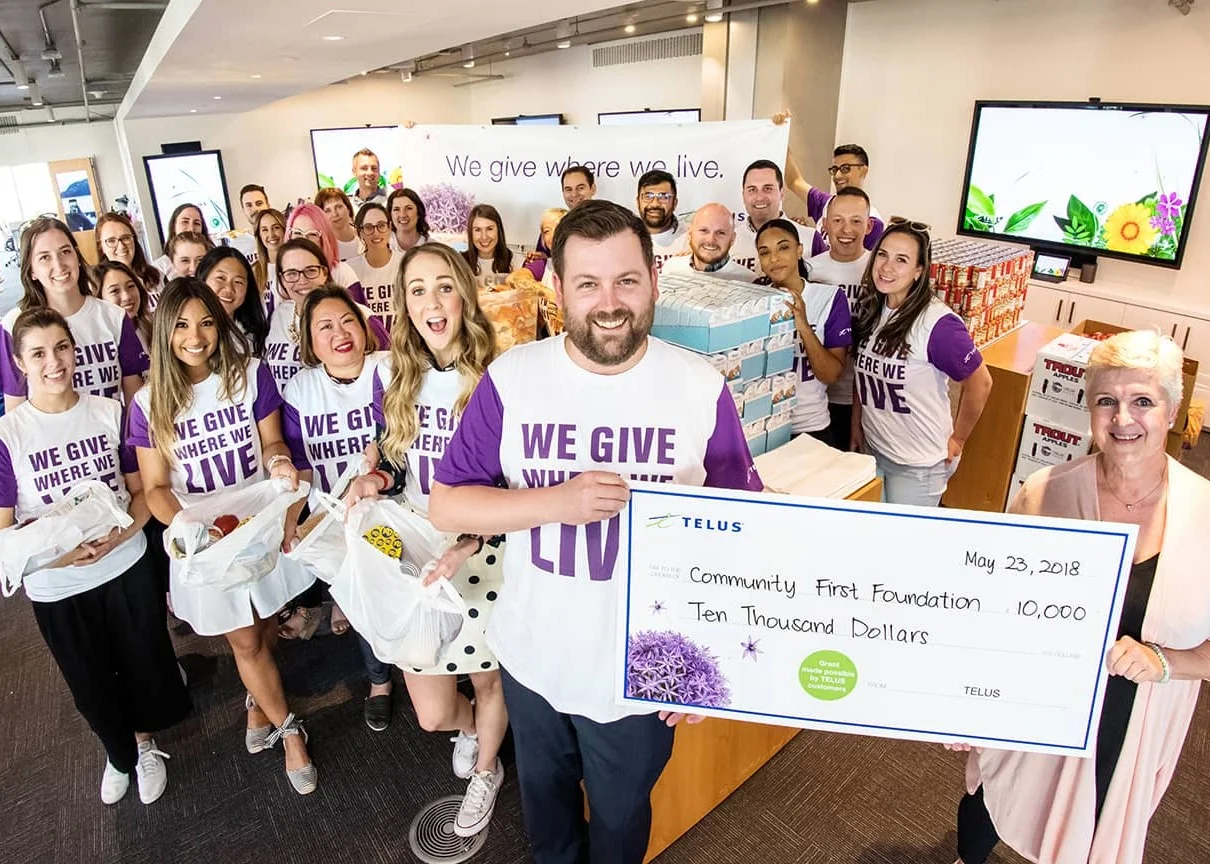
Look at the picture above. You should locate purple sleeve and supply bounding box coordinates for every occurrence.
[282,401,310,469]
[0,438,16,507]
[368,315,390,352]
[346,281,366,305]
[703,383,763,492]
[864,216,885,251]
[0,326,28,398]
[822,290,853,348]
[117,315,150,377]
[524,258,545,280]
[118,440,138,475]
[432,370,505,488]
[806,187,831,223]
[127,399,152,449]
[252,361,283,420]
[371,367,386,427]
[810,230,828,258]
[927,314,983,382]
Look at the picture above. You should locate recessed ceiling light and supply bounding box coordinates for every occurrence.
[250,73,262,79]
[704,12,723,22]
[557,39,571,48]
[16,83,29,90]
[504,51,510,57]
[686,13,699,23]
[322,35,345,41]
[213,95,222,100]
[624,23,636,34]
[462,60,475,68]
[190,108,198,113]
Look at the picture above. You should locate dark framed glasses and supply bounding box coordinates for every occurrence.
[827,163,866,176]
[280,265,326,284]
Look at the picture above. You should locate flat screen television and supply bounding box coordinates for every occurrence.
[957,100,1210,269]
[143,150,235,246]
[491,114,564,126]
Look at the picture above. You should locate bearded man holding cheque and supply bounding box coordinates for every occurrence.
[428,200,762,864]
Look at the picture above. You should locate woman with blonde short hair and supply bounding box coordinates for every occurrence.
[949,329,1210,864]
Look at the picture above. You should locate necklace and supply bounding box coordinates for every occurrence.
[1099,455,1168,511]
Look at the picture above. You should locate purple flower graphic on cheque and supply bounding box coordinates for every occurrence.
[417,183,475,233]
[626,630,731,708]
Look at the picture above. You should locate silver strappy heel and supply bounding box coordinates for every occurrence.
[265,713,317,795]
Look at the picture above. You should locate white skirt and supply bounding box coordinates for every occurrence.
[169,554,316,637]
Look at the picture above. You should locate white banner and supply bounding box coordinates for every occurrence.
[617,483,1138,756]
[389,120,790,246]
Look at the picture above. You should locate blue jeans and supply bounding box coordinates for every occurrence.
[356,633,391,686]
[500,668,675,864]
[872,448,958,507]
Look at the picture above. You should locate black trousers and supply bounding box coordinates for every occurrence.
[500,668,675,864]
[828,402,853,451]
[31,550,191,773]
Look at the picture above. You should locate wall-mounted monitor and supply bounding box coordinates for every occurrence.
[143,149,234,245]
[957,100,1210,269]
[598,109,701,126]
[491,114,565,126]
[310,125,402,193]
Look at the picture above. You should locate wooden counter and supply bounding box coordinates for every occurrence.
[643,476,883,861]
[942,323,1065,513]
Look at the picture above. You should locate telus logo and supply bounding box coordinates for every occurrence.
[644,513,743,532]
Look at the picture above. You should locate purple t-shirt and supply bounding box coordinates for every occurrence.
[0,297,149,402]
[807,187,886,252]
[128,360,282,496]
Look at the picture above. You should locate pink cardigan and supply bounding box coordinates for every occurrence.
[966,454,1210,864]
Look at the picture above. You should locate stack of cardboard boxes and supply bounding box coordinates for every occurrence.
[929,238,1034,346]
[650,273,797,457]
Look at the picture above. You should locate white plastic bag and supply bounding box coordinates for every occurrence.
[332,497,467,669]
[284,464,361,583]
[0,480,133,597]
[165,478,310,590]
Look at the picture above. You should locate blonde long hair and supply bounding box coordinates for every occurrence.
[148,277,250,465]
[380,243,497,466]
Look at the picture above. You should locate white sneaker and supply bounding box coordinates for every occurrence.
[450,730,479,779]
[100,761,129,805]
[135,739,170,804]
[454,759,504,837]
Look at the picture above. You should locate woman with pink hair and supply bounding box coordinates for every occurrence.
[286,201,357,289]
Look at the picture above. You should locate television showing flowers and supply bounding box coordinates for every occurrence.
[957,102,1209,268]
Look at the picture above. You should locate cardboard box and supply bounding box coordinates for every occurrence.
[1016,414,1092,469]
[1024,332,1099,431]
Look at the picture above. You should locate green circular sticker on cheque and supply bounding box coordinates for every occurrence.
[799,650,858,700]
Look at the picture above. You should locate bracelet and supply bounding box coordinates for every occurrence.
[457,533,485,555]
[371,469,393,492]
[266,454,292,472]
[1146,642,1172,684]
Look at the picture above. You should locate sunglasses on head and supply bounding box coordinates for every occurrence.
[889,216,931,232]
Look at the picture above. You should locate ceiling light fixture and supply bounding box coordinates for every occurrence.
[322,34,345,41]
[250,73,262,79]
[687,13,699,23]
[16,83,29,91]
[190,108,198,113]
[705,0,724,21]
[557,40,572,48]
[461,45,476,68]
[624,23,636,34]
[213,95,222,100]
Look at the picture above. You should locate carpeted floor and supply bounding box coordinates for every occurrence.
[3,437,1208,864]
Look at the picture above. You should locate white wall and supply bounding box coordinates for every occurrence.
[0,120,129,210]
[465,37,702,125]
[838,0,1210,313]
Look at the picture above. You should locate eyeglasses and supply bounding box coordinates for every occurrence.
[827,163,866,176]
[280,265,326,283]
[102,234,136,250]
[360,222,390,235]
[640,192,674,204]
[289,228,322,242]
[889,216,932,232]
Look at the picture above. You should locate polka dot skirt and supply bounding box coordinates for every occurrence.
[407,537,505,676]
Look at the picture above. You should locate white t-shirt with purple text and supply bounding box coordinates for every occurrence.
[344,250,403,334]
[856,299,982,467]
[433,334,763,722]
[372,359,464,515]
[283,354,383,509]
[1,296,148,403]
[788,285,852,433]
[0,394,145,601]
[806,250,871,406]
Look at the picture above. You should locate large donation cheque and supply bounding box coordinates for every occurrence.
[616,484,1137,757]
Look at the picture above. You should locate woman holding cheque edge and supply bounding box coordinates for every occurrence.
[343,242,507,837]
[129,278,318,794]
[950,330,1210,864]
